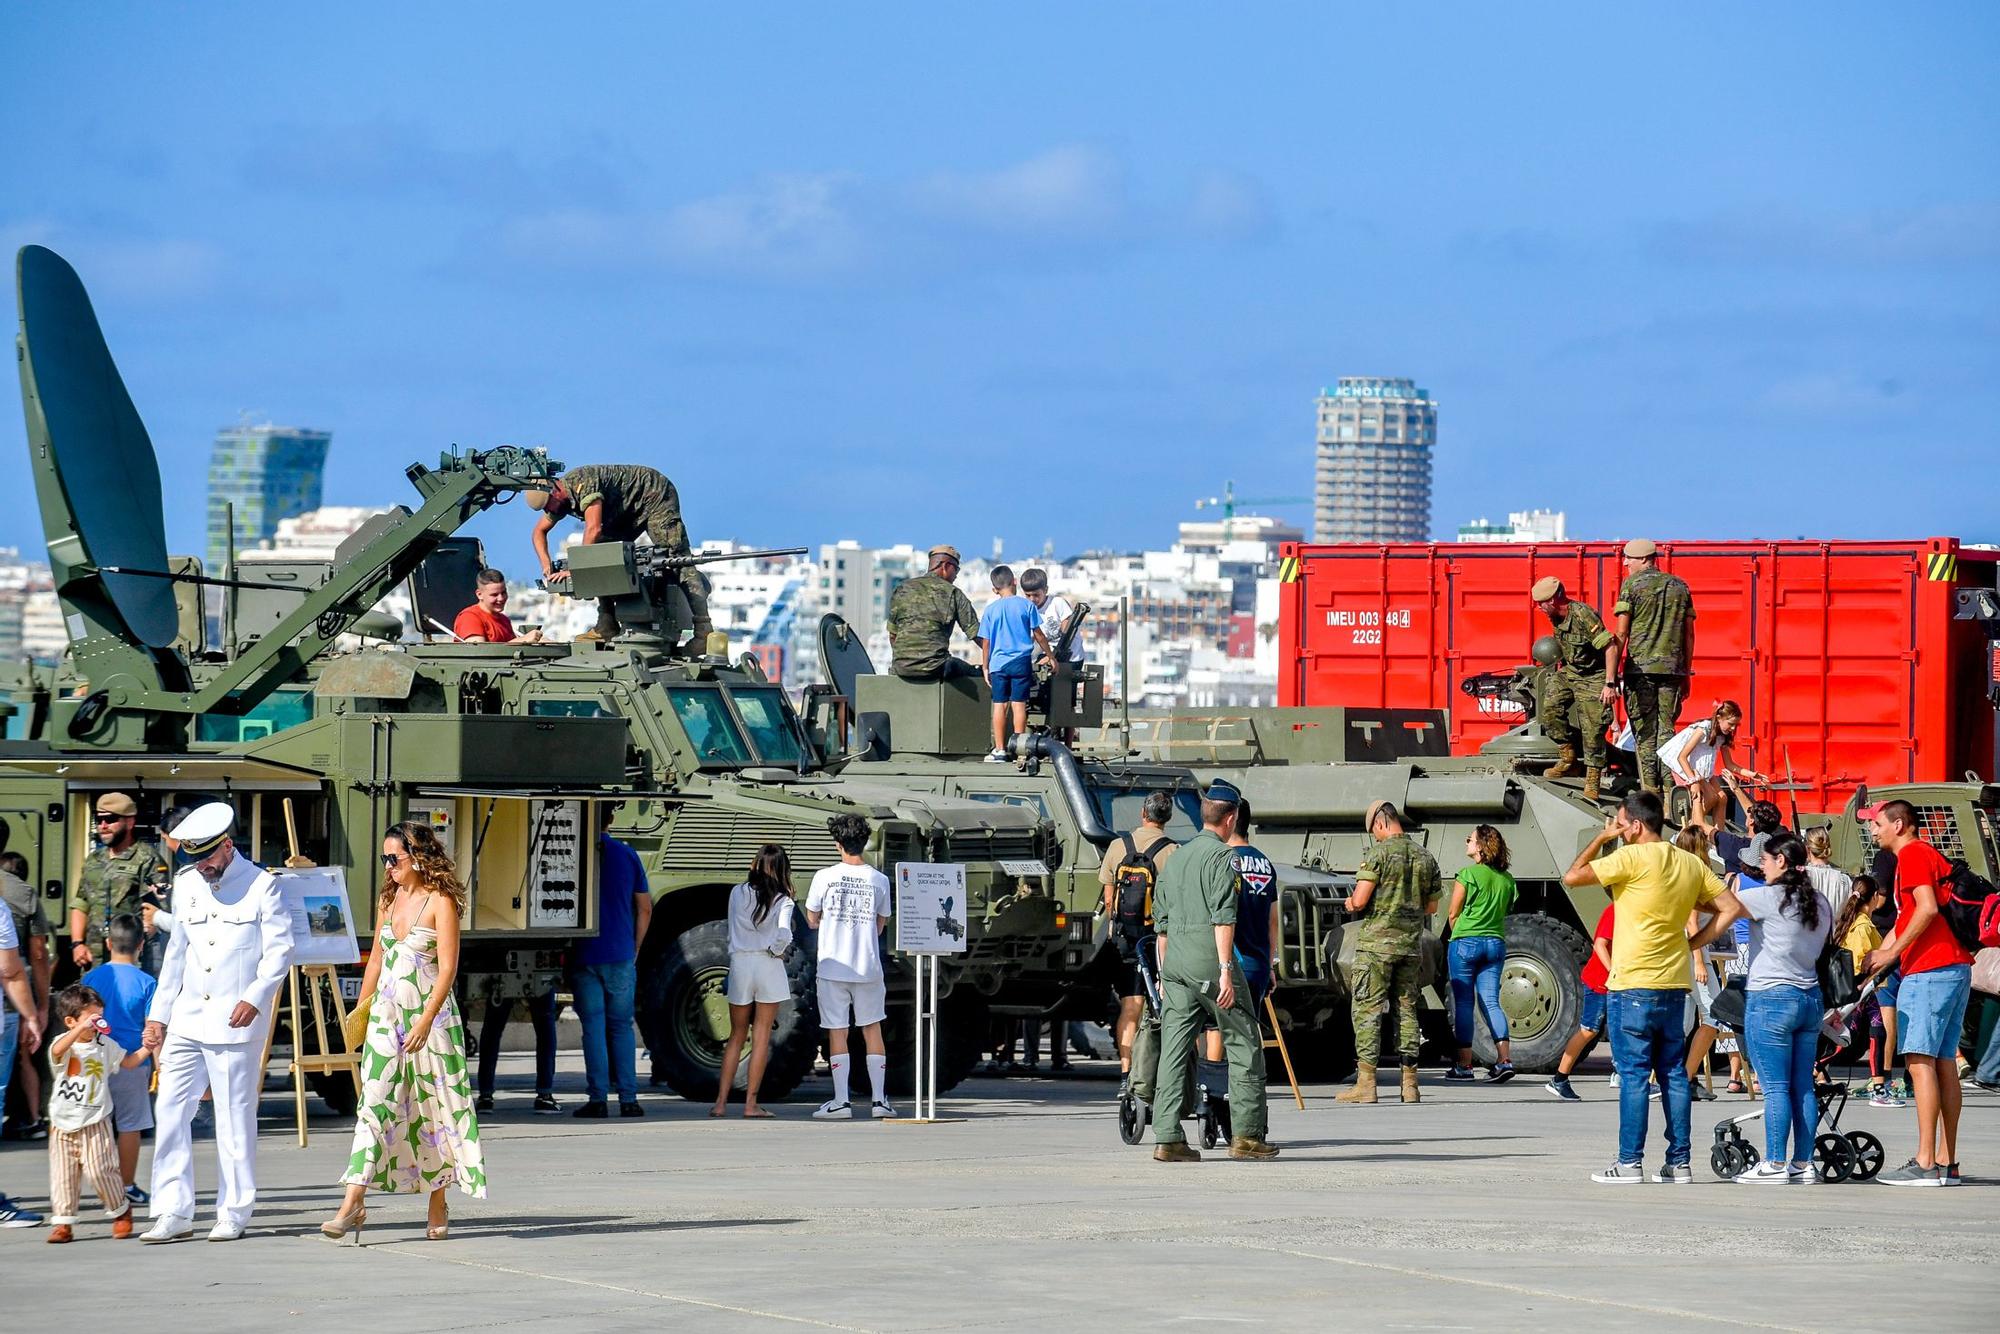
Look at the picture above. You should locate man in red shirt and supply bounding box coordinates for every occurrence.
[452,569,541,644]
[1862,799,1974,1186]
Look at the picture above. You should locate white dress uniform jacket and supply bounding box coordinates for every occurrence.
[146,852,292,1043]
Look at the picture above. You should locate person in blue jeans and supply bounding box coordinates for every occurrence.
[572,833,653,1119]
[1,899,48,1226]
[1566,790,1739,1184]
[1729,834,1832,1182]
[1447,825,1518,1083]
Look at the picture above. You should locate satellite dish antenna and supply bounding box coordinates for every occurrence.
[16,244,181,649]
[817,612,879,702]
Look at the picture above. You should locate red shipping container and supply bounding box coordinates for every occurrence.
[1277,539,1997,811]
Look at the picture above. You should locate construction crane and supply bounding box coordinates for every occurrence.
[1193,480,1309,522]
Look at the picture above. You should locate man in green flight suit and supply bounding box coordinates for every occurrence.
[1609,539,1696,795]
[1337,800,1441,1106]
[71,792,171,974]
[1532,576,1615,802]
[1151,779,1278,1163]
[885,545,984,682]
[527,463,713,646]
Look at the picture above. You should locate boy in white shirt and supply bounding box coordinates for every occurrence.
[1020,567,1085,664]
[806,814,894,1119]
[45,984,148,1241]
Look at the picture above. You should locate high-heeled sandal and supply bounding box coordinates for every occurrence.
[427,1211,450,1241]
[320,1203,367,1245]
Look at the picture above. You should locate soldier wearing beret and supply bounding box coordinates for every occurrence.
[71,793,171,973]
[1609,540,1697,795]
[1337,800,1441,1106]
[885,545,984,682]
[1531,576,1615,802]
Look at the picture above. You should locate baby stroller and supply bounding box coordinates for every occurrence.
[1117,937,1232,1149]
[1707,978,1888,1182]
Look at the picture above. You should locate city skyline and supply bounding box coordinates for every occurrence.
[2,5,1996,571]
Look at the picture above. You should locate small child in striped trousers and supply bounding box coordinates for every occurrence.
[46,985,149,1242]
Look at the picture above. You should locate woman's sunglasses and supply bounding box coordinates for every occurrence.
[381,852,406,868]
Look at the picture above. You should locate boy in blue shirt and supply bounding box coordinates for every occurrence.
[975,564,1053,763]
[81,914,155,1203]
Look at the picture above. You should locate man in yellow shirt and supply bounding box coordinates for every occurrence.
[1564,789,1741,1184]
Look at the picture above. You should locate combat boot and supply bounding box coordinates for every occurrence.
[1153,1141,1201,1163]
[1335,1063,1378,1104]
[1542,744,1582,780]
[1583,767,1602,802]
[1229,1136,1281,1161]
[1401,1065,1422,1103]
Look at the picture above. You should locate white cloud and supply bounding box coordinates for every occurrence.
[1760,372,1908,416]
[908,145,1127,237]
[1186,168,1275,241]
[0,219,223,303]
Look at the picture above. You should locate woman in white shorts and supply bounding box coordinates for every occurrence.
[711,845,795,1119]
[1658,699,1766,832]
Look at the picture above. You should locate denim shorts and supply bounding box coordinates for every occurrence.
[1876,966,1900,1009]
[1578,987,1607,1034]
[1896,964,1971,1058]
[989,656,1034,704]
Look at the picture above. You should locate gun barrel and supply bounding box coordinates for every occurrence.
[644,546,809,570]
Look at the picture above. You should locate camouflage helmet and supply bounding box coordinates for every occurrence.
[1531,635,1560,667]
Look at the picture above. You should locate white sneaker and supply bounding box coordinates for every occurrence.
[1591,1161,1646,1184]
[207,1220,246,1241]
[982,749,1008,763]
[812,1100,852,1120]
[1607,1070,1620,1088]
[1655,1163,1693,1185]
[870,1099,898,1118]
[141,1215,194,1243]
[1734,1160,1798,1184]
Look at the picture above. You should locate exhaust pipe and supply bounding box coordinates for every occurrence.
[1008,732,1115,844]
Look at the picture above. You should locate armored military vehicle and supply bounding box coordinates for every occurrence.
[1825,780,2000,884]
[1080,706,1631,1073]
[2,246,632,1112]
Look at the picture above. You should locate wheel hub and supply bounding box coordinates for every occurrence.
[1498,953,1562,1044]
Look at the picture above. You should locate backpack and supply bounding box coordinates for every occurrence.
[1113,833,1167,945]
[1936,858,2000,953]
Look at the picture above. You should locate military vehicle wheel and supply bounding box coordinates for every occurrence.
[1472,914,1590,1074]
[308,1071,359,1118]
[640,919,820,1104]
[881,991,987,1097]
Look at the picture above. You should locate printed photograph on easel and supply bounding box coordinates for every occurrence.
[275,866,361,966]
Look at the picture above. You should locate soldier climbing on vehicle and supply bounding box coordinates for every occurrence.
[527,463,713,645]
[1531,576,1614,802]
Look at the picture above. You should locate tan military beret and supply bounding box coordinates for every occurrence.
[1530,576,1563,602]
[523,489,552,511]
[94,792,137,817]
[928,544,961,564]
[1623,538,1658,558]
[1364,799,1392,832]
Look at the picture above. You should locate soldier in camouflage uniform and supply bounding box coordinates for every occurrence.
[527,463,713,645]
[1337,800,1441,1106]
[1531,576,1614,801]
[885,545,983,681]
[70,792,171,974]
[1610,540,1696,794]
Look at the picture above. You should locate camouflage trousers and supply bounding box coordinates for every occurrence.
[1624,672,1687,792]
[1540,669,1608,768]
[1351,949,1423,1066]
[594,502,713,640]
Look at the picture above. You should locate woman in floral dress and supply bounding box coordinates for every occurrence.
[321,821,485,1243]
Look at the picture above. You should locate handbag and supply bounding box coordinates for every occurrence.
[1973,947,2000,998]
[340,990,373,1050]
[1816,943,1859,1010]
[1708,974,1748,1031]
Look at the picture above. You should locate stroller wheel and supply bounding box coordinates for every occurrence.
[1815,1132,1856,1183]
[1200,1112,1221,1150]
[1709,1144,1736,1179]
[1845,1130,1886,1181]
[1117,1094,1145,1147]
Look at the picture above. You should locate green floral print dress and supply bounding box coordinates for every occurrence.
[340,900,486,1198]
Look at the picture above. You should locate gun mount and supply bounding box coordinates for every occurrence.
[15,244,559,749]
[561,542,807,652]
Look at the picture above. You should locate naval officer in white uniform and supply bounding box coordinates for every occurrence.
[140,802,292,1242]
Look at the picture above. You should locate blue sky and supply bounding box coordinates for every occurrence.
[3,4,1996,577]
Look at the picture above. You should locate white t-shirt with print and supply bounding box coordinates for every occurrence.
[49,1034,125,1132]
[806,862,891,983]
[1041,596,1086,662]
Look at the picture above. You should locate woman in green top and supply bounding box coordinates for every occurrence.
[1447,825,1519,1082]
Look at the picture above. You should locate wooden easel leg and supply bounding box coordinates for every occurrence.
[320,967,362,1093]
[287,967,309,1148]
[1264,995,1305,1110]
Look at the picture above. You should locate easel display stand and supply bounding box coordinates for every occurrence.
[265,964,363,1147]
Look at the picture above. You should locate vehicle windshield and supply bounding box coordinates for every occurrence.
[666,688,754,766]
[1087,783,1201,839]
[731,687,808,767]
